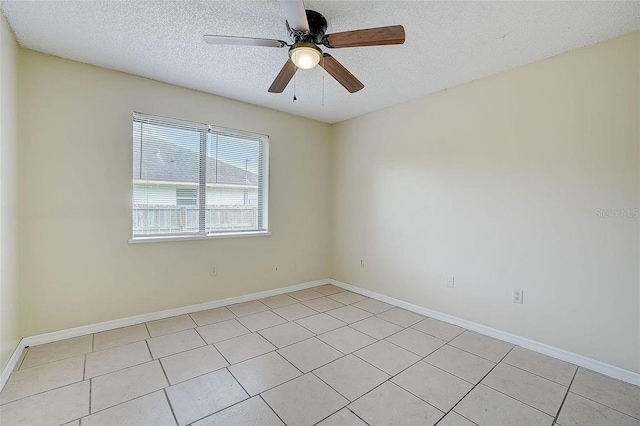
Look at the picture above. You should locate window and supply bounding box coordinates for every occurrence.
[176,188,197,206]
[132,112,269,240]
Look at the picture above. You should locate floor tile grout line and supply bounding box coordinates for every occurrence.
[552,366,579,425]
[157,355,172,388]
[443,341,508,364]
[0,376,87,407]
[258,393,289,425]
[435,345,517,424]
[500,358,576,387]
[88,378,92,415]
[225,366,252,397]
[12,348,94,372]
[82,353,87,381]
[417,358,478,386]
[15,346,29,372]
[563,382,640,420]
[81,387,170,420]
[162,388,179,426]
[478,378,562,418]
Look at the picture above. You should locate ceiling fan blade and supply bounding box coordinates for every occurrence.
[268,60,298,93]
[319,54,364,93]
[324,25,405,48]
[203,35,287,48]
[280,0,310,32]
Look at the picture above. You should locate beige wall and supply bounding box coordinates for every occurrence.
[332,33,640,373]
[19,50,333,336]
[0,15,21,370]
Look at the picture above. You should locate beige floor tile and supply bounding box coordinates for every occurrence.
[449,331,514,362]
[502,347,577,386]
[288,288,324,301]
[350,317,402,340]
[189,307,235,327]
[376,308,425,327]
[352,298,394,314]
[313,284,345,296]
[147,328,206,359]
[146,315,196,337]
[296,313,346,334]
[193,396,284,426]
[314,355,389,401]
[85,340,151,379]
[349,381,444,426]
[260,294,298,309]
[570,368,640,419]
[90,360,168,412]
[20,335,93,369]
[386,328,446,357]
[262,373,348,426]
[196,319,250,344]
[93,324,150,351]
[237,310,287,332]
[411,318,465,341]
[327,291,367,305]
[425,345,495,384]
[455,384,553,426]
[393,361,473,412]
[354,340,421,375]
[259,322,314,348]
[316,408,367,426]
[0,381,89,426]
[0,356,84,404]
[302,297,345,312]
[227,300,270,317]
[229,352,301,395]
[166,368,248,426]
[556,392,639,426]
[318,326,376,354]
[326,306,372,324]
[214,332,276,364]
[482,363,567,416]
[160,345,228,384]
[273,303,318,321]
[437,411,477,426]
[278,337,343,373]
[82,391,175,426]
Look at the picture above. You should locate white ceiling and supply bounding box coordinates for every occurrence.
[2,1,639,123]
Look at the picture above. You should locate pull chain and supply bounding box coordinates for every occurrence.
[292,72,297,102]
[321,54,325,106]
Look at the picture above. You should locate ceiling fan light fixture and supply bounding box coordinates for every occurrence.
[289,42,322,69]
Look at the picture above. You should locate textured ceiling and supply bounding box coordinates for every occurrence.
[2,1,639,123]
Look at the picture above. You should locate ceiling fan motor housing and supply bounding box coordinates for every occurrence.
[286,9,327,44]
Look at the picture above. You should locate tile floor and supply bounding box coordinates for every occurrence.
[1,284,639,426]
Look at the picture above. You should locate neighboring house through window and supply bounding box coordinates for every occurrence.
[132,112,269,239]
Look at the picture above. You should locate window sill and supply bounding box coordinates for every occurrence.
[128,231,271,244]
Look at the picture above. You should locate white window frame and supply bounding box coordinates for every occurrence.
[130,112,270,243]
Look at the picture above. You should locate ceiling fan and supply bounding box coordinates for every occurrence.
[203,0,405,94]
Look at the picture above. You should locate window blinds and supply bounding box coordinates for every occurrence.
[133,112,268,238]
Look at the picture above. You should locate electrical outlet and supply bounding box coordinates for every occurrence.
[210,266,218,277]
[360,259,365,268]
[512,288,523,304]
[447,276,455,288]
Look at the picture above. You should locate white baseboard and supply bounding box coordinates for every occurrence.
[329,279,640,386]
[0,340,26,392]
[2,277,638,392]
[0,278,328,392]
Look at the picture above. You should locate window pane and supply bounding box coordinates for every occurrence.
[206,133,260,233]
[133,120,202,236]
